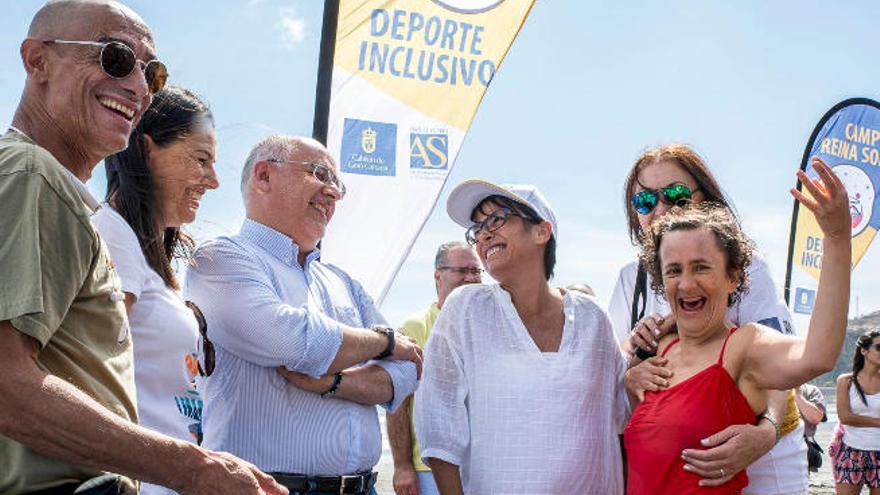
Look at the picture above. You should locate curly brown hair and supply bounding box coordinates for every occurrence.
[639,202,753,306]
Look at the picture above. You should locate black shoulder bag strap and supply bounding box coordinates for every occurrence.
[630,262,655,359]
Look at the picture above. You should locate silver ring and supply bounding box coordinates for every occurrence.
[719,468,725,478]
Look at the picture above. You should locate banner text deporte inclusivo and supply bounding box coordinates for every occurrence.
[357,8,497,87]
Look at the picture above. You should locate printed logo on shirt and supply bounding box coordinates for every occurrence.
[793,288,816,315]
[757,317,783,333]
[340,118,397,176]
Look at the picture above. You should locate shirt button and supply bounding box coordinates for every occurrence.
[110,291,124,302]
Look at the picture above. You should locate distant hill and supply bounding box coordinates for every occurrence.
[812,310,880,386]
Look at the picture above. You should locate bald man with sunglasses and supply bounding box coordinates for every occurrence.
[0,2,285,494]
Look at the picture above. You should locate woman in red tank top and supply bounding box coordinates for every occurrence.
[623,158,851,494]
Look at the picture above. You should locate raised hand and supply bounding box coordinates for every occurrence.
[790,156,852,241]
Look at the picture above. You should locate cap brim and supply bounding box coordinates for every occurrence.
[446,180,531,228]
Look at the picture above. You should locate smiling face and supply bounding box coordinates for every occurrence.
[634,160,705,236]
[264,142,342,252]
[658,228,738,338]
[148,122,218,228]
[470,199,549,283]
[39,3,156,161]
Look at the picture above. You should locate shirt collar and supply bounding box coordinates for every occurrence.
[240,218,321,267]
[9,126,101,213]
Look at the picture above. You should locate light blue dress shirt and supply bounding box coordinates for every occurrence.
[185,219,418,475]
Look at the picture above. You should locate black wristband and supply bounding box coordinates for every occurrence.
[320,372,343,398]
[635,346,656,360]
[372,326,395,360]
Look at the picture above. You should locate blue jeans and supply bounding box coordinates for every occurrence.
[417,471,440,495]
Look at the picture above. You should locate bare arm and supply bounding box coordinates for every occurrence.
[426,458,464,495]
[277,364,394,406]
[0,321,286,495]
[328,328,422,376]
[387,397,420,495]
[743,158,851,389]
[682,389,784,486]
[796,388,826,426]
[836,374,880,428]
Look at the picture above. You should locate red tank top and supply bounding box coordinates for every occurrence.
[623,328,757,495]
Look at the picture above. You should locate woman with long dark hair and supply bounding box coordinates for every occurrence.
[831,329,880,494]
[92,85,218,495]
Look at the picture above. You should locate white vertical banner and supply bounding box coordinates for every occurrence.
[317,0,534,304]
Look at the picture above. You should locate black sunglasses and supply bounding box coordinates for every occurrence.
[465,207,526,245]
[45,39,168,95]
[631,183,699,215]
[185,301,214,377]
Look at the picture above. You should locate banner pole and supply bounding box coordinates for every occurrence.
[312,0,340,146]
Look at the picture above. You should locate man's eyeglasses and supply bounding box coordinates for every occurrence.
[44,40,168,95]
[185,301,214,377]
[267,159,346,198]
[438,266,483,276]
[465,207,525,246]
[631,183,699,215]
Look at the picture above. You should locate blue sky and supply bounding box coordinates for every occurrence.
[2,1,879,326]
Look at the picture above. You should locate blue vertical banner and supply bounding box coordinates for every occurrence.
[785,98,880,335]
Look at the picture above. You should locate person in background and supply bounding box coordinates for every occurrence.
[796,383,827,473]
[388,241,482,495]
[93,85,219,494]
[830,329,880,495]
[610,144,807,494]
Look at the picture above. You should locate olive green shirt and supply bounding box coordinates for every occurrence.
[399,302,440,472]
[0,130,137,494]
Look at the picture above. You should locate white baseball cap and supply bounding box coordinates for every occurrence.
[446,180,558,240]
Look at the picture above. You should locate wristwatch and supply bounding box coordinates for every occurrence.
[371,325,395,360]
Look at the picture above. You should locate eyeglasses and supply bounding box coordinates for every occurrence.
[631,183,699,215]
[185,301,214,377]
[267,159,346,198]
[45,40,168,95]
[438,266,483,276]
[869,343,880,352]
[465,207,524,245]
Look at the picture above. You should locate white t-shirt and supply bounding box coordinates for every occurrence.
[843,385,880,451]
[415,284,629,495]
[93,206,201,495]
[608,255,807,495]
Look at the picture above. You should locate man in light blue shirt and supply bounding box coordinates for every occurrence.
[185,135,421,495]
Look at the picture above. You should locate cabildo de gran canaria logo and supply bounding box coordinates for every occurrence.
[431,0,505,14]
[341,118,397,176]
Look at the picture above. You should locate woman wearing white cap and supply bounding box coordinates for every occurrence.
[414,180,629,494]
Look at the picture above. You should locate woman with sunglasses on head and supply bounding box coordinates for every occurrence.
[621,157,851,494]
[830,329,880,495]
[415,181,629,494]
[609,144,812,494]
[91,85,218,495]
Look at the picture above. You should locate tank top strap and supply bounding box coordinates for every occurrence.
[659,337,681,358]
[717,327,739,364]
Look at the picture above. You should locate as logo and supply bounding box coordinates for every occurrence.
[361,127,377,154]
[411,133,448,169]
